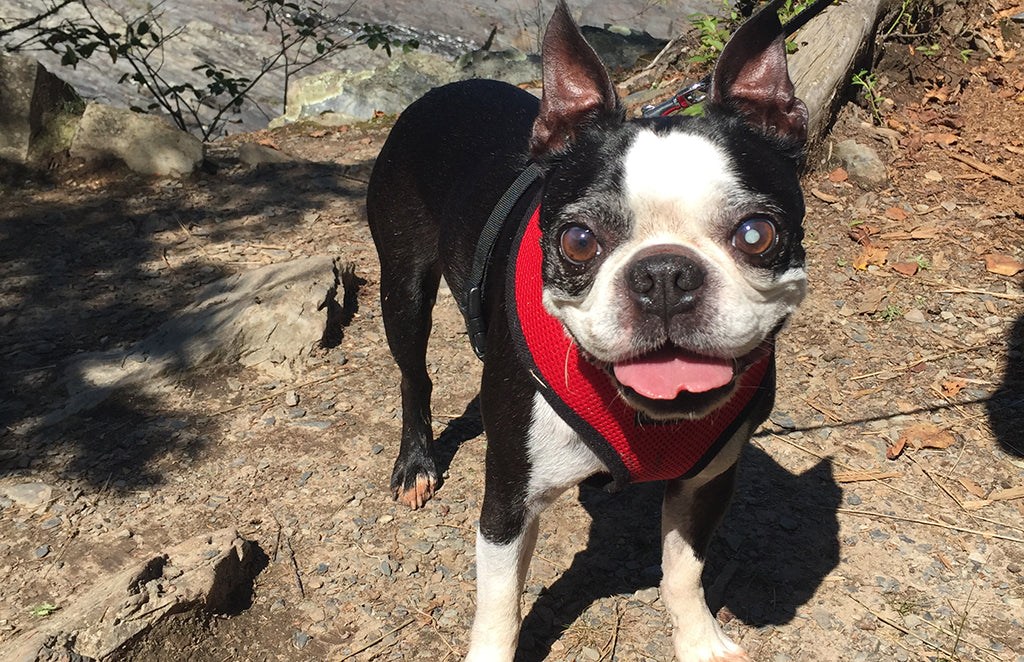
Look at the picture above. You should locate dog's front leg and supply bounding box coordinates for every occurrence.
[467,393,608,661]
[465,514,540,662]
[661,464,751,662]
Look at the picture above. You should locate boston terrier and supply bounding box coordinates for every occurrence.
[365,0,808,658]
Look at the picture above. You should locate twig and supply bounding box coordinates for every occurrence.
[917,279,1022,300]
[414,607,460,659]
[803,397,844,423]
[284,536,304,598]
[847,595,957,659]
[835,508,1024,544]
[175,216,211,258]
[334,619,415,661]
[599,602,622,661]
[212,370,353,416]
[851,343,990,380]
[947,151,1019,184]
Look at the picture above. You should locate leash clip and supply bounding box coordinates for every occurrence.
[641,79,709,118]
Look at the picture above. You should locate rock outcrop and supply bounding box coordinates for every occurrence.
[2,528,260,662]
[0,54,83,164]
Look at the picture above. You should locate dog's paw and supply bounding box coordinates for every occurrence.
[391,457,438,509]
[395,473,437,509]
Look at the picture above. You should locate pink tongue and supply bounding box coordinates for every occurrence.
[613,350,735,399]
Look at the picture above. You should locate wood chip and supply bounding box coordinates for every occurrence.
[984,253,1024,276]
[990,486,1024,502]
[811,188,842,203]
[829,167,849,182]
[884,206,909,221]
[886,438,907,460]
[892,262,919,276]
[957,477,987,499]
[835,470,902,483]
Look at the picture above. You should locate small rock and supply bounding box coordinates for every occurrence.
[846,493,863,506]
[0,482,57,510]
[285,391,300,407]
[634,586,660,604]
[40,516,62,530]
[770,411,796,429]
[904,308,927,324]
[292,631,310,650]
[34,545,50,558]
[835,139,889,189]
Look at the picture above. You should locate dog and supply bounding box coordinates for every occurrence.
[365,0,807,658]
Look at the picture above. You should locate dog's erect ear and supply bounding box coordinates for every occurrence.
[709,0,808,144]
[530,0,621,158]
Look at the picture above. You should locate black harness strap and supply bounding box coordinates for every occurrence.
[466,162,545,359]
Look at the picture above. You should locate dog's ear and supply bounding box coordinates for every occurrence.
[530,0,621,158]
[709,0,808,144]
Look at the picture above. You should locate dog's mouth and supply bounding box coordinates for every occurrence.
[612,349,735,399]
[605,346,765,421]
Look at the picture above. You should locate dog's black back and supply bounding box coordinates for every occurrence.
[367,80,539,305]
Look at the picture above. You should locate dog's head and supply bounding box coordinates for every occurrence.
[533,0,808,421]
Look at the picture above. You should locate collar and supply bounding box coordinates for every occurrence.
[507,204,774,489]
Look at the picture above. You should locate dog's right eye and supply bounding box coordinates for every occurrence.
[560,225,600,264]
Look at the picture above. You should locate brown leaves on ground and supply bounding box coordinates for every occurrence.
[887,423,957,460]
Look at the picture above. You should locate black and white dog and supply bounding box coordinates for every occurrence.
[366,0,807,658]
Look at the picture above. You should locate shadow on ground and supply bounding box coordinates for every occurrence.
[514,443,841,661]
[986,286,1024,458]
[0,159,365,489]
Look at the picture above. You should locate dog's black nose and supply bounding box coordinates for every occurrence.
[626,253,704,317]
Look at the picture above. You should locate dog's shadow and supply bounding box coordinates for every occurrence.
[514,443,841,661]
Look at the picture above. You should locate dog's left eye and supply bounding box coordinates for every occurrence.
[732,218,776,256]
[560,225,600,264]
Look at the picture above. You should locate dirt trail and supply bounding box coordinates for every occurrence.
[1,2,1023,660]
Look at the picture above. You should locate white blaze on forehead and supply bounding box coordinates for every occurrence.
[622,130,739,240]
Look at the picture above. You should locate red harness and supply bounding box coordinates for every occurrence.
[507,205,773,488]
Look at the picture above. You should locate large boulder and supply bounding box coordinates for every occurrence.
[0,55,83,164]
[70,103,204,176]
[32,256,339,429]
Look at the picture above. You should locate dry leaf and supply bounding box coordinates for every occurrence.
[886,437,907,460]
[309,130,327,138]
[884,206,909,221]
[856,287,888,314]
[990,486,1024,502]
[853,245,889,270]
[849,224,880,244]
[940,380,966,397]
[958,477,987,499]
[983,253,1024,276]
[256,139,280,149]
[892,262,919,276]
[829,167,849,183]
[898,423,956,450]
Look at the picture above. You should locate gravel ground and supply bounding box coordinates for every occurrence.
[1,3,1023,660]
